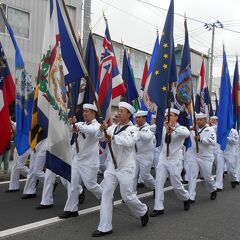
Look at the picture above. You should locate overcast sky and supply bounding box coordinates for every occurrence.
[91,0,240,77]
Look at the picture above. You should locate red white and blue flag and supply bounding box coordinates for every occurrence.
[0,42,16,154]
[232,56,240,131]
[194,57,213,118]
[97,23,126,123]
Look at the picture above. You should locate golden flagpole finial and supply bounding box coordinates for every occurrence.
[102,10,107,23]
[78,30,81,38]
[89,23,92,32]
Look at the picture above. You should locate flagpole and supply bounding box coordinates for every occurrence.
[61,0,118,169]
[191,93,199,153]
[166,82,172,157]
[66,84,80,153]
[77,30,85,59]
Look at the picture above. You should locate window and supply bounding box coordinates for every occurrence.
[7,6,30,38]
[0,4,6,33]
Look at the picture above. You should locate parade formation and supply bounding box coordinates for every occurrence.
[1,0,240,238]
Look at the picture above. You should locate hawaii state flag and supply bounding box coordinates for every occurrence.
[0,42,16,154]
[96,22,126,124]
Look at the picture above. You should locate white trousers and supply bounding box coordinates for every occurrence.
[153,147,161,168]
[134,151,155,192]
[9,148,30,190]
[188,156,216,200]
[40,169,83,205]
[215,152,237,189]
[235,153,240,182]
[154,158,189,211]
[98,168,147,232]
[64,163,102,212]
[23,146,46,194]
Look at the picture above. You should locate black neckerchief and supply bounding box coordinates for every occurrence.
[139,125,146,131]
[198,125,207,135]
[114,124,131,135]
[70,121,93,145]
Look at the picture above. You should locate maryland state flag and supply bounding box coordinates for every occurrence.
[29,84,46,150]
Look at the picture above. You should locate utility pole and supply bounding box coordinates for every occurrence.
[204,20,223,95]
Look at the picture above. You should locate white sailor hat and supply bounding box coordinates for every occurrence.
[151,114,156,119]
[164,108,180,116]
[210,116,218,120]
[195,112,207,119]
[134,110,148,118]
[83,103,97,112]
[119,102,136,115]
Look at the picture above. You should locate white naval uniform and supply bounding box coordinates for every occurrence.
[23,139,47,194]
[150,123,162,168]
[215,128,239,189]
[154,123,190,211]
[40,141,83,206]
[96,122,147,232]
[63,119,102,212]
[236,130,240,182]
[134,123,155,192]
[188,124,216,201]
[8,148,31,190]
[211,125,221,162]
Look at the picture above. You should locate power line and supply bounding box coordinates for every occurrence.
[138,0,240,34]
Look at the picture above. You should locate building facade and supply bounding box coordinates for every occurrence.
[0,0,83,83]
[0,1,211,108]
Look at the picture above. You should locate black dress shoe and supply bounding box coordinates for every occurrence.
[92,230,113,237]
[58,211,78,219]
[53,182,58,193]
[217,188,222,192]
[141,207,149,227]
[150,209,164,217]
[137,183,145,188]
[36,204,53,210]
[210,191,217,200]
[184,199,191,211]
[181,180,189,184]
[21,194,37,199]
[231,181,238,189]
[79,192,85,204]
[5,189,20,193]
[189,199,195,204]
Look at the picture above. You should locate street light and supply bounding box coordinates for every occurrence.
[204,20,223,96]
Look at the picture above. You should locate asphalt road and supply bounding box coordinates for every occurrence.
[1,177,240,240]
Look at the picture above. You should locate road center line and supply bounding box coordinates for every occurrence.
[0,178,204,238]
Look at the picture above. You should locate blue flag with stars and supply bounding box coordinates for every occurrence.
[147,0,175,147]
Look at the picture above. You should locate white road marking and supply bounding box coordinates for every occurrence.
[0,178,205,238]
[0,179,26,185]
